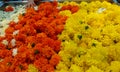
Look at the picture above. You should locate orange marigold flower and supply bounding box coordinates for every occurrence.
[36,33,47,43]
[15,34,26,42]
[5,27,15,34]
[19,25,36,36]
[25,36,37,44]
[61,5,79,13]
[0,2,67,71]
[41,46,56,58]
[14,24,23,30]
[53,40,61,52]
[0,43,6,49]
[15,41,24,48]
[71,5,79,13]
[0,36,5,42]
[34,57,48,70]
[49,54,60,66]
[5,5,14,12]
[9,21,16,27]
[14,63,28,72]
[0,50,12,58]
[5,34,13,42]
[41,64,54,72]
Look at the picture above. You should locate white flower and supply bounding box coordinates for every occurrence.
[12,48,18,56]
[2,40,8,45]
[10,39,16,47]
[34,6,38,11]
[97,8,106,13]
[13,30,19,35]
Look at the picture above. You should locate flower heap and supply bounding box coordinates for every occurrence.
[0,2,68,72]
[56,1,120,72]
[1,1,120,72]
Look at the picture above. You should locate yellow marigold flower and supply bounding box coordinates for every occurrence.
[59,10,72,17]
[106,61,120,72]
[28,64,38,72]
[86,65,104,72]
[70,64,84,72]
[57,1,120,72]
[56,62,69,71]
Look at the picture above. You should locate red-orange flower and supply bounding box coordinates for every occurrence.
[0,2,67,72]
[61,5,79,13]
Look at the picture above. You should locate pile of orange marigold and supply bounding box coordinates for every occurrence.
[0,2,79,72]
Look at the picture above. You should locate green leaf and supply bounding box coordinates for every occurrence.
[31,43,35,48]
[62,39,65,42]
[22,13,25,16]
[79,21,84,24]
[113,40,117,44]
[77,35,82,40]
[85,26,89,30]
[69,57,72,62]
[6,46,11,50]
[19,65,23,70]
[34,50,40,55]
[54,16,56,18]
[92,43,96,47]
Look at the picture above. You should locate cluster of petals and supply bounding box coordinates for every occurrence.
[0,2,68,72]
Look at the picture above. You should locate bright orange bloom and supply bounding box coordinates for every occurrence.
[49,54,60,66]
[61,5,79,13]
[0,1,67,72]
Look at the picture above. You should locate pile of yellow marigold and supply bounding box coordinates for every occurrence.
[56,1,120,72]
[0,1,120,72]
